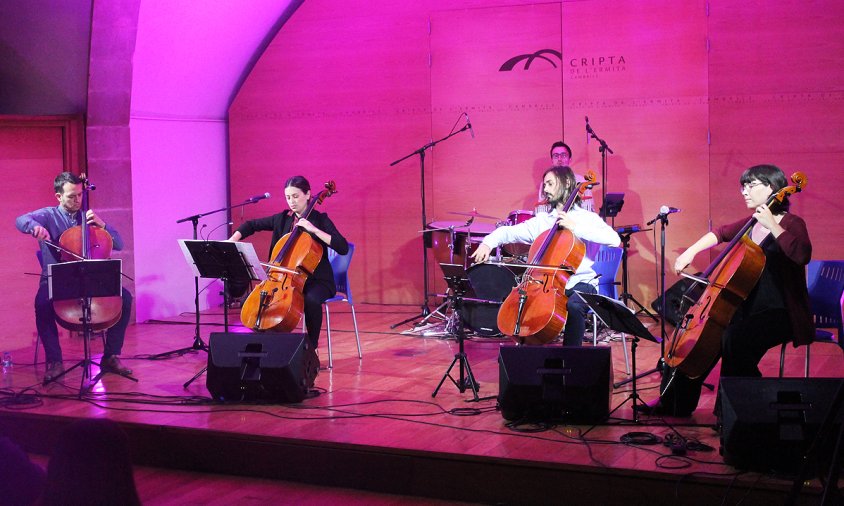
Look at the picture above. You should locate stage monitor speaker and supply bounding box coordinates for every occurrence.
[650,277,704,327]
[498,345,613,423]
[206,332,318,403]
[720,377,844,475]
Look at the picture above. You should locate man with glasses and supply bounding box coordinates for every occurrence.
[542,141,593,212]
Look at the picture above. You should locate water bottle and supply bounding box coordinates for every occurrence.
[2,351,12,370]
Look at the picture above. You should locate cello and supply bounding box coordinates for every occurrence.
[663,172,807,377]
[496,171,599,345]
[49,174,123,331]
[240,181,337,332]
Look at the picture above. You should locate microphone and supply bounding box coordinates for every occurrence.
[615,224,641,235]
[585,116,591,143]
[206,221,234,239]
[465,113,475,139]
[647,205,681,225]
[246,192,271,203]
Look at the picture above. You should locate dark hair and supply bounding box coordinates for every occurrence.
[740,164,790,212]
[284,175,311,194]
[0,436,45,505]
[54,172,82,194]
[549,141,572,159]
[40,418,140,506]
[543,165,579,206]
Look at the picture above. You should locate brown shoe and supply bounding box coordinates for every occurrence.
[44,361,65,381]
[101,356,133,376]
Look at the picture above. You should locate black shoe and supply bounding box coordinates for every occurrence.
[634,400,693,417]
[44,361,65,381]
[633,400,665,415]
[100,356,133,376]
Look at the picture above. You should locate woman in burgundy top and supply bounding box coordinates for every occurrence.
[645,164,812,416]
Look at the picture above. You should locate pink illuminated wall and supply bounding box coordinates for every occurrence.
[5,0,841,353]
[230,0,844,308]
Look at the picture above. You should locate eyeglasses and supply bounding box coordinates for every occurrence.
[740,181,765,193]
[551,153,570,160]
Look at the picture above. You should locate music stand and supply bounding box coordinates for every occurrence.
[46,259,136,396]
[576,292,660,423]
[432,263,481,401]
[599,192,625,227]
[177,240,266,388]
[615,225,658,323]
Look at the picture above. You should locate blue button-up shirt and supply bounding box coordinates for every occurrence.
[15,206,124,280]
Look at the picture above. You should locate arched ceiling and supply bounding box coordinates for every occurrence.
[0,0,301,119]
[0,0,92,115]
[132,0,301,120]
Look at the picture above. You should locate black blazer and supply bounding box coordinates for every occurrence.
[236,209,349,293]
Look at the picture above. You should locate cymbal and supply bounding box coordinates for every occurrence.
[448,210,501,220]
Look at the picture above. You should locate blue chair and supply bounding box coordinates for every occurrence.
[587,245,629,374]
[779,260,844,377]
[323,243,362,368]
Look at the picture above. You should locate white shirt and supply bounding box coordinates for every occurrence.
[480,206,620,289]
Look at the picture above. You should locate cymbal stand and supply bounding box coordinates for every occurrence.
[413,225,460,328]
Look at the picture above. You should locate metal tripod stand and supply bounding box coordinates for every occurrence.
[617,229,658,321]
[432,266,480,400]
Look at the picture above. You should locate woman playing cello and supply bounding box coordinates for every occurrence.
[470,166,621,346]
[645,164,812,417]
[229,176,348,351]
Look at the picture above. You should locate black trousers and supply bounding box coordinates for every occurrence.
[35,282,133,363]
[303,280,335,347]
[562,282,597,346]
[660,309,792,415]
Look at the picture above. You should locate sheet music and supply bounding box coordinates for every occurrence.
[178,240,267,281]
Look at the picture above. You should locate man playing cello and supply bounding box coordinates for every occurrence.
[15,172,134,382]
[470,166,620,345]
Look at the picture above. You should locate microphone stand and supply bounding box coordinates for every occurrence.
[614,210,669,388]
[389,121,473,329]
[149,197,268,360]
[585,118,614,223]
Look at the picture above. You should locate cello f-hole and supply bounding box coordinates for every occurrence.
[697,296,712,322]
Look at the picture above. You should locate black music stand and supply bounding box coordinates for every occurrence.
[599,192,625,227]
[46,259,137,396]
[432,263,481,401]
[178,240,265,388]
[163,196,270,360]
[576,292,660,423]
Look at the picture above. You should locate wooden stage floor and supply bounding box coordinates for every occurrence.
[1,302,841,505]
